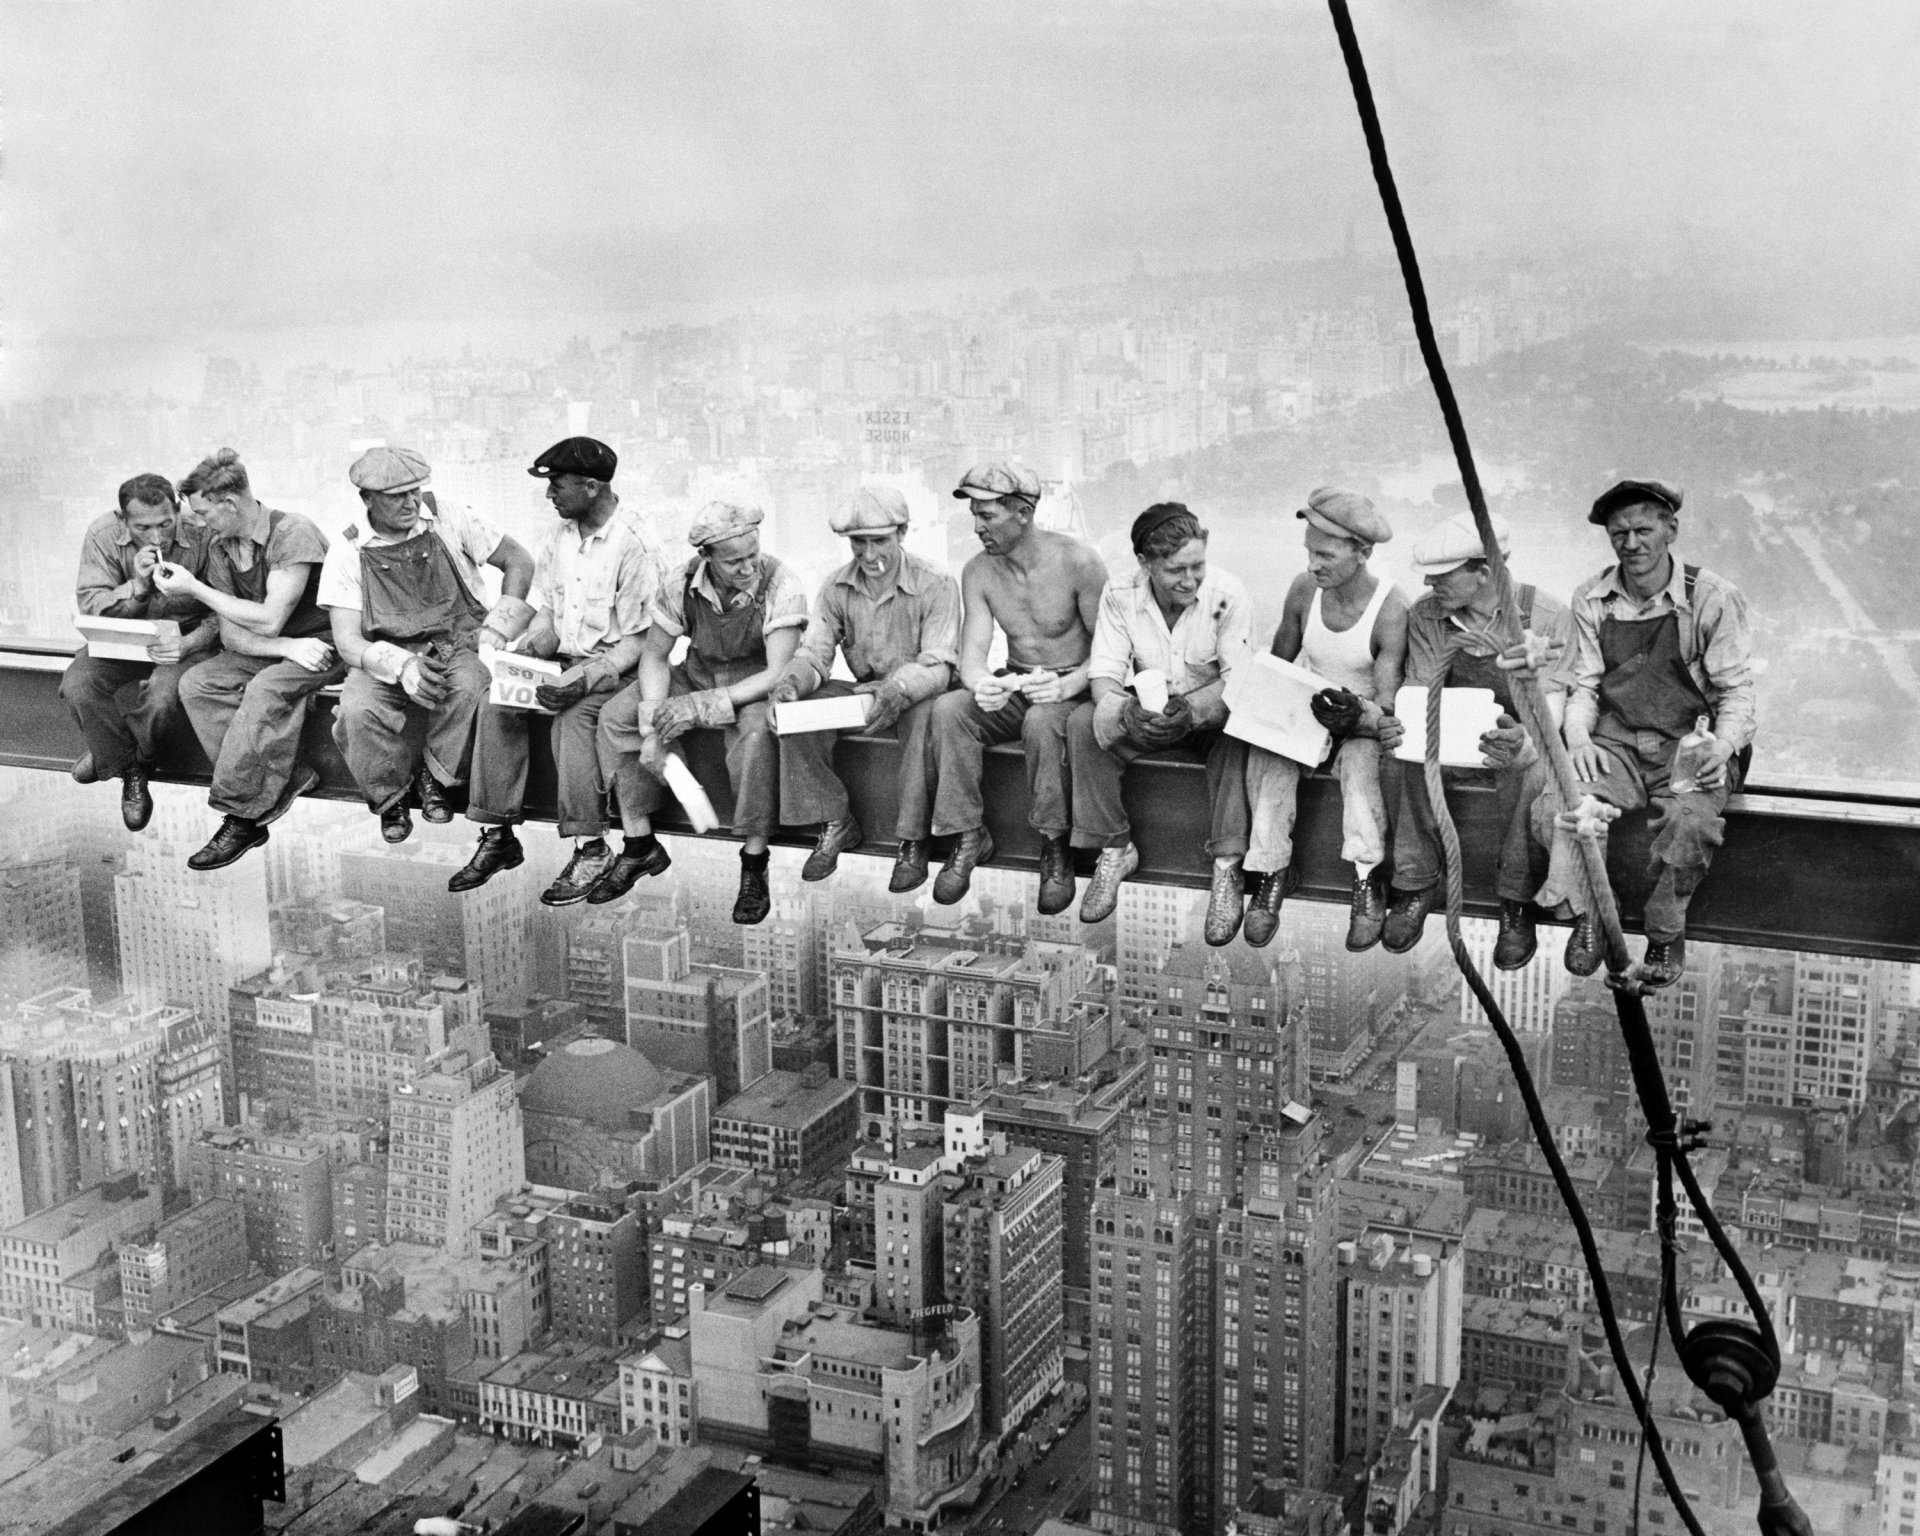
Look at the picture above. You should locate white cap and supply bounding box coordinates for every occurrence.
[1411,510,1511,575]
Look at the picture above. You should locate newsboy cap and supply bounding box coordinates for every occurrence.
[830,486,911,535]
[1589,479,1683,525]
[688,501,765,549]
[1296,487,1392,544]
[529,437,618,481]
[1412,511,1512,575]
[952,458,1042,504]
[347,445,431,495]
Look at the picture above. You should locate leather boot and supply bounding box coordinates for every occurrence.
[121,765,154,833]
[541,840,615,907]
[1563,913,1603,977]
[933,827,994,906]
[1203,859,1245,947]
[889,840,930,894]
[734,849,772,925]
[1242,867,1298,949]
[1493,900,1538,971]
[1036,835,1076,916]
[1347,867,1388,952]
[381,804,414,844]
[1079,843,1138,924]
[588,835,673,904]
[1382,884,1444,954]
[187,816,268,871]
[417,768,455,824]
[802,815,863,882]
[1641,936,1687,990]
[448,827,524,892]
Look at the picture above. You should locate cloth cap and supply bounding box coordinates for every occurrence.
[1130,502,1199,555]
[348,445,431,494]
[1412,511,1513,574]
[1296,486,1392,544]
[952,458,1041,503]
[830,486,911,535]
[688,501,765,549]
[1589,478,1683,525]
[529,437,618,481]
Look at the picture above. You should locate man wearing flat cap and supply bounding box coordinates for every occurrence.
[1067,502,1252,935]
[769,486,961,888]
[592,499,809,923]
[1375,510,1572,965]
[1536,479,1756,989]
[924,457,1108,913]
[320,446,535,843]
[446,436,665,906]
[1242,487,1409,950]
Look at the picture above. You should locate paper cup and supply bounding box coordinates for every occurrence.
[663,754,720,833]
[1133,669,1170,714]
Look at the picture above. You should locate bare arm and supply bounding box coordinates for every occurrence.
[162,562,311,636]
[721,626,802,709]
[217,614,332,672]
[1272,576,1314,663]
[485,535,536,601]
[330,607,371,671]
[637,624,677,704]
[1054,550,1109,701]
[1355,591,1410,737]
[956,560,999,692]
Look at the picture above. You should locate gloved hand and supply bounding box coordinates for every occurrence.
[654,688,737,743]
[1123,692,1192,749]
[399,651,451,708]
[857,678,912,734]
[770,670,807,706]
[1479,713,1537,771]
[1310,687,1364,735]
[535,672,589,712]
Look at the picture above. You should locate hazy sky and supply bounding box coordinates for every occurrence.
[4,0,1917,379]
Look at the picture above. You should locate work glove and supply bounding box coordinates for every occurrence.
[1479,713,1538,771]
[398,651,451,708]
[477,595,536,652]
[1123,692,1193,750]
[856,678,913,734]
[1310,687,1364,736]
[535,674,590,712]
[654,688,737,743]
[770,670,808,706]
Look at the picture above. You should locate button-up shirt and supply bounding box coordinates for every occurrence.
[1088,565,1251,696]
[1564,558,1757,750]
[75,512,213,626]
[1404,582,1574,693]
[790,551,961,702]
[529,509,664,659]
[650,555,811,641]
[317,494,502,612]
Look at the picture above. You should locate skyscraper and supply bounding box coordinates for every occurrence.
[624,926,772,1101]
[0,859,88,1011]
[1793,951,1877,1106]
[339,842,531,1008]
[384,1049,524,1253]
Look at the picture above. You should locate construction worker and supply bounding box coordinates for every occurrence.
[446,437,662,906]
[1376,511,1571,964]
[1539,480,1755,989]
[924,458,1108,912]
[62,471,220,831]
[159,448,343,870]
[1066,502,1252,934]
[320,446,535,843]
[769,487,961,888]
[592,501,809,923]
[1241,488,1408,950]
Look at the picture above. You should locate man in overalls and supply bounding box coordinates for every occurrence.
[446,436,662,907]
[1540,480,1756,989]
[769,487,960,890]
[591,501,808,923]
[320,446,536,843]
[157,448,343,870]
[63,471,220,831]
[1377,511,1573,964]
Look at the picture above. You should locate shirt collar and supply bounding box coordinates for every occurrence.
[359,503,440,548]
[1592,557,1688,610]
[692,556,759,611]
[833,552,921,601]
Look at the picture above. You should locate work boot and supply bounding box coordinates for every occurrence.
[1641,936,1687,990]
[1203,859,1245,947]
[889,840,930,894]
[448,827,524,892]
[1347,867,1388,952]
[1242,866,1298,949]
[259,766,320,827]
[587,835,673,904]
[416,768,454,824]
[1079,843,1138,924]
[1563,912,1602,977]
[1493,900,1538,971]
[1382,884,1443,954]
[734,849,772,925]
[541,839,614,907]
[932,827,994,906]
[71,753,98,785]
[187,816,268,871]
[1036,835,1076,916]
[802,815,863,883]
[380,804,414,844]
[120,766,154,834]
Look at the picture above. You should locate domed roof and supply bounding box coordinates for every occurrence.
[520,1036,673,1130]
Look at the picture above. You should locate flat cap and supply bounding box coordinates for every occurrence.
[529,437,618,481]
[348,445,431,494]
[1296,486,1392,544]
[688,501,765,549]
[1413,510,1512,575]
[952,457,1041,504]
[830,486,910,535]
[1589,479,1682,525]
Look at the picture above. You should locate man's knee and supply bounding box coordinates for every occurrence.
[1064,702,1099,752]
[1022,700,1073,747]
[929,688,981,738]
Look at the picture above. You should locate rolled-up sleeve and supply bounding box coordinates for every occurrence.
[1211,579,1252,681]
[1403,603,1449,690]
[1695,577,1757,751]
[889,572,962,702]
[1562,584,1607,741]
[762,565,812,635]
[527,530,556,614]
[1087,585,1135,686]
[76,521,145,617]
[794,584,848,688]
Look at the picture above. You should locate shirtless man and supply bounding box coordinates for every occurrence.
[922,458,1108,913]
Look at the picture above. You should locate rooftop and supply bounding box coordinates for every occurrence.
[713,1068,857,1129]
[4,1180,156,1248]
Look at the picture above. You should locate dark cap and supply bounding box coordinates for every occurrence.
[1130,502,1197,555]
[1589,479,1682,525]
[529,437,618,481]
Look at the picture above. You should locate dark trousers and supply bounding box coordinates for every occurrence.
[778,681,938,839]
[178,649,346,819]
[335,651,491,813]
[926,688,1074,839]
[468,666,621,838]
[1064,704,1250,857]
[1389,756,1550,903]
[60,646,200,778]
[599,666,778,840]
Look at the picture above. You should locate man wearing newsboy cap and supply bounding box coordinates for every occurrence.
[320,445,535,844]
[769,486,961,888]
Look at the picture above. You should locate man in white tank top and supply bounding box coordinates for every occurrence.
[1242,488,1409,951]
